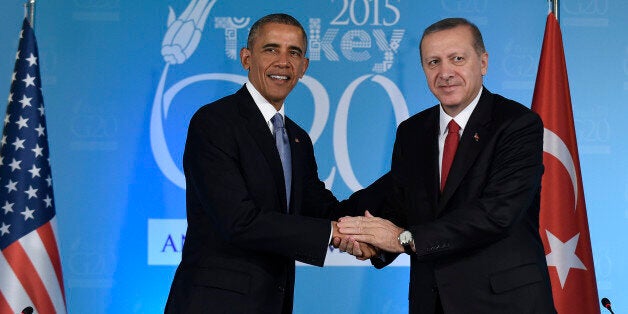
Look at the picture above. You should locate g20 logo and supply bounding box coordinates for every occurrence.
[150,0,410,191]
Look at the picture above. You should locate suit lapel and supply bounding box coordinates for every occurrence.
[438,88,494,214]
[284,117,302,214]
[420,109,441,210]
[235,87,289,212]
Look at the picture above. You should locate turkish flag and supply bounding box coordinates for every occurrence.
[531,13,600,314]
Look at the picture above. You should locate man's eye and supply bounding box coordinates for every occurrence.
[453,56,464,63]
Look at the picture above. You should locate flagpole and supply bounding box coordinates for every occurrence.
[25,0,36,28]
[549,0,559,22]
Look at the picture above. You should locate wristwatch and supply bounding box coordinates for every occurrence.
[398,230,414,254]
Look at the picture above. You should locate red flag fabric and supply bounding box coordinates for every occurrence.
[0,19,67,313]
[531,12,600,314]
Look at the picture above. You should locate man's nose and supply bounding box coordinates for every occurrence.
[439,63,454,80]
[275,51,291,67]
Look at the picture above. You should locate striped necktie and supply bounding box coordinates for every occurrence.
[271,113,292,209]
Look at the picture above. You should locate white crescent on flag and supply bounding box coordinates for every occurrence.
[542,128,578,211]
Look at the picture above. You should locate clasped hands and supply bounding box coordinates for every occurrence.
[331,211,405,260]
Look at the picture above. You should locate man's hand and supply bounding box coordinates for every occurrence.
[337,211,405,253]
[331,221,378,260]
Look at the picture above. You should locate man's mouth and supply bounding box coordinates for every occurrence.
[269,74,289,80]
[438,81,458,89]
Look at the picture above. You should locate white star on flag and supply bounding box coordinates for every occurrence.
[5,179,18,193]
[19,94,32,108]
[8,158,21,171]
[22,73,36,88]
[25,53,38,66]
[0,222,10,236]
[32,143,43,157]
[24,185,38,199]
[20,206,35,220]
[43,195,52,207]
[35,123,45,136]
[545,230,587,288]
[11,137,25,150]
[28,164,41,178]
[2,201,14,214]
[15,115,29,129]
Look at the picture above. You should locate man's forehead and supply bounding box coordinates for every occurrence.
[421,29,473,52]
[254,23,306,48]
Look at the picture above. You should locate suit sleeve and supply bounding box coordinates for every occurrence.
[407,111,544,261]
[294,131,345,220]
[184,108,331,266]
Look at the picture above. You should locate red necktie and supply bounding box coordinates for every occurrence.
[441,120,460,191]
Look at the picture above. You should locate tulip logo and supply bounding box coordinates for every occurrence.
[161,0,215,64]
[150,0,241,189]
[150,0,251,189]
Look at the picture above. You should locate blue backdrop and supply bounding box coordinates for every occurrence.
[0,0,626,313]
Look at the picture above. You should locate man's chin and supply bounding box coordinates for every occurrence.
[268,88,296,100]
[439,99,462,108]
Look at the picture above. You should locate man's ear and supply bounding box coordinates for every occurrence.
[240,47,251,70]
[299,57,309,78]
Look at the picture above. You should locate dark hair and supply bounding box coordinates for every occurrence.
[419,17,485,60]
[247,13,308,53]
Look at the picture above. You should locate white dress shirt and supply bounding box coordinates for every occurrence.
[438,87,483,185]
[245,81,335,247]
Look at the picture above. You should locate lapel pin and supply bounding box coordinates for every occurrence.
[295,138,300,143]
[473,133,480,142]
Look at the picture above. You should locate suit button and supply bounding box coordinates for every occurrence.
[431,285,438,293]
[278,286,285,292]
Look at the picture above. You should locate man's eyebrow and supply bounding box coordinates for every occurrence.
[261,43,304,54]
[288,45,304,54]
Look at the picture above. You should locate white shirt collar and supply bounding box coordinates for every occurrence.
[245,80,285,129]
[439,87,483,136]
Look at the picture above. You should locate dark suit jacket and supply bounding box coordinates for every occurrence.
[165,86,359,314]
[375,88,556,314]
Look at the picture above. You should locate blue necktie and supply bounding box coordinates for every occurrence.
[271,113,292,209]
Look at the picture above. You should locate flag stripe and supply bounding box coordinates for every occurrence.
[21,227,66,313]
[0,291,14,314]
[3,240,56,314]
[0,248,34,312]
[38,219,66,302]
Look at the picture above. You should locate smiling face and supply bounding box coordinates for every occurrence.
[240,22,309,110]
[420,25,488,117]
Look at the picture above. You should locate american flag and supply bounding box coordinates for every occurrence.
[0,19,66,313]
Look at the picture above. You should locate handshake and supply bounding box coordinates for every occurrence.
[330,210,409,260]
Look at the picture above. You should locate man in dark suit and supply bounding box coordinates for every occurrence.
[165,13,372,313]
[338,18,557,313]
